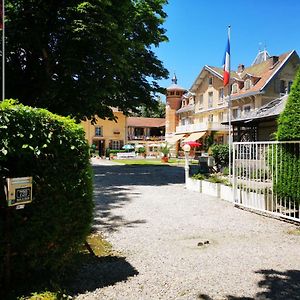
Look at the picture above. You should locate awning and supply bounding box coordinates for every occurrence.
[182,131,205,142]
[166,134,185,144]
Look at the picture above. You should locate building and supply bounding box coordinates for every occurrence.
[165,49,299,153]
[81,112,165,156]
[81,108,126,156]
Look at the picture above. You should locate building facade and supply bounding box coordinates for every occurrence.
[165,49,299,153]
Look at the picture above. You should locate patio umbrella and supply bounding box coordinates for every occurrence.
[135,144,144,149]
[183,141,201,147]
[122,144,135,150]
[149,143,159,147]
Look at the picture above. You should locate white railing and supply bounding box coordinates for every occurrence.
[176,122,228,134]
[233,141,300,223]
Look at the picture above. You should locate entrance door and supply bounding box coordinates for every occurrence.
[98,140,105,157]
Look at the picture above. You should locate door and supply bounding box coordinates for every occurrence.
[98,140,105,157]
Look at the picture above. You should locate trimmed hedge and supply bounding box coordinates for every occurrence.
[0,100,93,280]
[275,67,300,204]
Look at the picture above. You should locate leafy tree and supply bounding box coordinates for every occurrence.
[275,66,300,204]
[132,96,166,118]
[4,0,169,121]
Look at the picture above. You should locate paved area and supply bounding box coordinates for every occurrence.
[75,160,300,300]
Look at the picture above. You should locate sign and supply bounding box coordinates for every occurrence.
[5,177,33,207]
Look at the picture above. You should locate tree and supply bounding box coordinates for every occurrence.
[275,66,300,204]
[4,0,169,121]
[132,96,166,118]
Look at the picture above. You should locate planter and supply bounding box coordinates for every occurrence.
[161,156,169,163]
[202,180,220,198]
[186,177,202,192]
[239,190,275,211]
[220,184,233,202]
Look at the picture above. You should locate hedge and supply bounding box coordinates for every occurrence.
[275,67,300,204]
[0,100,94,281]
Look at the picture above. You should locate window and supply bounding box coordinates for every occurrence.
[176,91,180,95]
[208,77,213,85]
[95,126,103,137]
[208,92,213,108]
[110,140,122,150]
[245,79,251,90]
[170,91,175,95]
[199,95,204,108]
[218,88,224,102]
[232,83,238,93]
[218,112,224,122]
[208,114,214,122]
[280,80,286,94]
[243,105,251,115]
[232,108,241,119]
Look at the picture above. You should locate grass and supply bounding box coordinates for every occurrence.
[287,228,300,235]
[113,158,199,165]
[6,234,114,300]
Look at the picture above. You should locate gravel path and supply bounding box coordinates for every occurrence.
[75,161,300,300]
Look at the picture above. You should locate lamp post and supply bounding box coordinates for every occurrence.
[183,144,191,186]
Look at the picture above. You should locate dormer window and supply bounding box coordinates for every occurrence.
[208,77,213,86]
[232,83,238,94]
[245,79,251,90]
[176,91,180,95]
[170,91,174,95]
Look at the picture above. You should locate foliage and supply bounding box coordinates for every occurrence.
[210,144,230,171]
[160,142,171,157]
[203,132,215,151]
[18,291,72,300]
[107,149,127,154]
[4,0,169,121]
[207,174,228,184]
[0,100,94,282]
[131,97,166,118]
[137,147,146,154]
[222,167,229,176]
[191,173,206,180]
[275,67,300,203]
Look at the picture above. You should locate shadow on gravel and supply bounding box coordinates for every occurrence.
[198,269,300,300]
[68,254,138,296]
[92,164,184,232]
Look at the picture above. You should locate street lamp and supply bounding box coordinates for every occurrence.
[183,144,191,185]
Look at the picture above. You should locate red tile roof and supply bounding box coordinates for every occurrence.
[127,117,165,128]
[208,51,295,99]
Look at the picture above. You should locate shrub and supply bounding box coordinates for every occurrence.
[191,173,206,180]
[0,100,93,281]
[210,144,230,171]
[275,67,300,204]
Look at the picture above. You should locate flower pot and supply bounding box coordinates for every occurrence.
[161,156,169,163]
[186,177,202,192]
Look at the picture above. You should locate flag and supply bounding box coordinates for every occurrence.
[223,27,230,86]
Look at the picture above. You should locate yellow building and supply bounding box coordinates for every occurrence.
[81,108,126,156]
[165,49,300,155]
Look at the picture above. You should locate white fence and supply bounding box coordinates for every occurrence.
[233,141,300,223]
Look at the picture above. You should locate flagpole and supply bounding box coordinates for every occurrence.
[2,0,4,102]
[227,25,232,183]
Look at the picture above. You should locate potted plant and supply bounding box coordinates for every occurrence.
[160,143,171,163]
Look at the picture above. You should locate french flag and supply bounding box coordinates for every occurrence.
[223,27,230,86]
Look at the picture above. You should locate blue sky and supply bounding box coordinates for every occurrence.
[154,0,300,91]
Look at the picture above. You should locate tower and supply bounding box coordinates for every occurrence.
[165,74,186,138]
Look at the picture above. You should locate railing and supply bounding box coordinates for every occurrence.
[127,135,164,141]
[233,141,300,223]
[176,122,229,134]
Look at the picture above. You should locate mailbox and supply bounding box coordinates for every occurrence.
[5,177,33,207]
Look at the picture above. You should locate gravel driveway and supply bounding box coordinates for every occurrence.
[75,160,300,300]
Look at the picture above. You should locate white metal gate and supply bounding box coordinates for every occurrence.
[233,141,300,223]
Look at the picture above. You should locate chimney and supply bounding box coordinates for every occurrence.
[237,64,245,73]
[271,56,279,65]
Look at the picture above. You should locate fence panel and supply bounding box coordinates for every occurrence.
[233,141,300,223]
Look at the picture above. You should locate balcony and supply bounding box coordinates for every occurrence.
[176,122,229,134]
[127,135,164,141]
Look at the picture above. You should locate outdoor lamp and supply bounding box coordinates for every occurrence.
[183,144,191,186]
[183,144,191,153]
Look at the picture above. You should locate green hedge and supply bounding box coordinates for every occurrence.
[275,67,300,204]
[0,100,93,281]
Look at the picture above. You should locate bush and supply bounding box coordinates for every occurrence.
[191,173,206,180]
[0,100,93,281]
[275,67,300,204]
[210,144,230,171]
